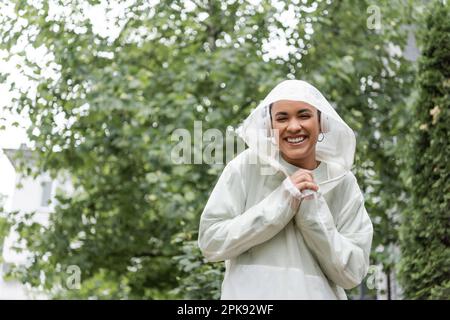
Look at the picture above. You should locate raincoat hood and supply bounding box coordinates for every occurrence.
[236,79,356,194]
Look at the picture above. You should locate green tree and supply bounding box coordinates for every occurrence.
[0,0,420,299]
[0,0,284,299]
[398,1,450,299]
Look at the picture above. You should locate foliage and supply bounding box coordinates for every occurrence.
[171,232,224,300]
[0,0,424,299]
[398,1,450,299]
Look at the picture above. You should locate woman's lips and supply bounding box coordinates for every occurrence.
[284,135,308,146]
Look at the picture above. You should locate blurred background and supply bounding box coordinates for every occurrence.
[0,0,448,299]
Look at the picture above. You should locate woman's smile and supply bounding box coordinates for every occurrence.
[284,134,309,146]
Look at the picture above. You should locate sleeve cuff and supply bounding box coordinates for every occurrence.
[282,177,317,200]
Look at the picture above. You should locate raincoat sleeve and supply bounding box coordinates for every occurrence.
[293,176,373,289]
[198,161,301,262]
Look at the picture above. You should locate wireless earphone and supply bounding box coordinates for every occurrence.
[320,113,330,133]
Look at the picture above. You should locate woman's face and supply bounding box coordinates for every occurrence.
[271,100,320,168]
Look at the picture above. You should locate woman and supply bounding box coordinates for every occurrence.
[198,80,373,299]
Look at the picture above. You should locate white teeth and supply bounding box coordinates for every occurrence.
[286,136,306,143]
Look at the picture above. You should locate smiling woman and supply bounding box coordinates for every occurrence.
[198,79,373,300]
[270,100,322,170]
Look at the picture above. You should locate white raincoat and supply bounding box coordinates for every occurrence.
[198,80,373,299]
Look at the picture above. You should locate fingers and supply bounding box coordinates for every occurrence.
[294,181,319,192]
[290,170,314,184]
[288,169,318,193]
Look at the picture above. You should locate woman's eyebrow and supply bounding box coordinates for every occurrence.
[275,109,312,117]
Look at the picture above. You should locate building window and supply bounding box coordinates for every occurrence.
[1,262,11,275]
[41,181,53,207]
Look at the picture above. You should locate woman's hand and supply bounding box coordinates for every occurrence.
[289,169,319,193]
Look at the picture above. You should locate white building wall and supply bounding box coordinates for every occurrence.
[1,148,74,299]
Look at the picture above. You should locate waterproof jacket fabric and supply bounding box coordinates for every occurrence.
[198,80,373,299]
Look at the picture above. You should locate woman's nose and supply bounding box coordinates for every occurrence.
[287,118,302,132]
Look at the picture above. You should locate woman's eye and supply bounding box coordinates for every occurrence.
[276,118,287,122]
[299,115,311,119]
